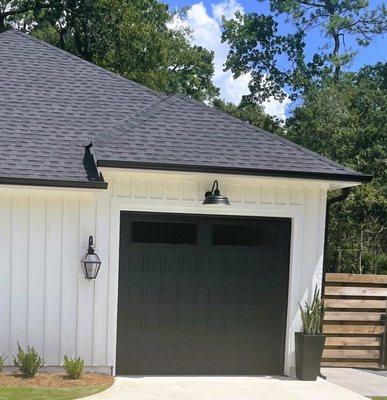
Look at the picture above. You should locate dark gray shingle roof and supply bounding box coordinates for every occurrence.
[0,30,370,188]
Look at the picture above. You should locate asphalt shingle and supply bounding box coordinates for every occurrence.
[0,30,370,188]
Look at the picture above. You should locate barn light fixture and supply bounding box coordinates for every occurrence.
[202,180,230,206]
[81,236,101,280]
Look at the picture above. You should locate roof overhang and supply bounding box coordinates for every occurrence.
[0,176,108,190]
[97,160,372,188]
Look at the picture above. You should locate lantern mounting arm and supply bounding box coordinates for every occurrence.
[205,180,220,198]
[88,235,95,254]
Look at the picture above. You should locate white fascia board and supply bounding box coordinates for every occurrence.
[0,184,102,197]
[100,167,333,189]
[100,166,366,190]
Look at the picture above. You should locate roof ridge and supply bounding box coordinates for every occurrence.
[176,95,363,176]
[93,95,181,144]
[7,29,165,100]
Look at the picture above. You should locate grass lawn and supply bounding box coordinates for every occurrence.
[370,398,387,400]
[0,386,108,400]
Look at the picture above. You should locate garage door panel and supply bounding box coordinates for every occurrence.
[209,256,226,275]
[226,254,246,275]
[181,256,197,274]
[208,285,224,306]
[162,255,180,274]
[225,286,243,306]
[127,284,143,305]
[117,213,290,375]
[178,284,196,306]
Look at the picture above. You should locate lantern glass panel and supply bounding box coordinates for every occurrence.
[81,253,101,280]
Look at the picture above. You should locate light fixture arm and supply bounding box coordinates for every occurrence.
[212,180,220,195]
[88,235,95,254]
[205,180,219,198]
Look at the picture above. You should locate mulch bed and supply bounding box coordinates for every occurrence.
[0,372,114,388]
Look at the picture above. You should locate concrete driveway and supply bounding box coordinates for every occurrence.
[323,367,387,398]
[84,376,368,400]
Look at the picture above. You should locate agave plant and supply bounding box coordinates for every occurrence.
[300,287,324,335]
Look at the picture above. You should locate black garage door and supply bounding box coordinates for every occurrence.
[116,212,291,375]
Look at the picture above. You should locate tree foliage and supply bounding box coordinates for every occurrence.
[221,0,386,101]
[1,1,385,275]
[0,0,219,101]
[286,63,387,273]
[213,98,282,134]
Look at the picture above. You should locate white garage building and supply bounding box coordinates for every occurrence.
[0,30,370,376]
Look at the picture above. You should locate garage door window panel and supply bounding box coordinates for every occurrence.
[212,223,278,247]
[132,221,197,244]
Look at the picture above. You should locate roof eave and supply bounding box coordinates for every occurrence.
[97,160,372,184]
[0,176,108,189]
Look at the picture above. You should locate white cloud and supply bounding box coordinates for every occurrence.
[178,1,290,119]
[263,97,291,121]
[212,0,243,21]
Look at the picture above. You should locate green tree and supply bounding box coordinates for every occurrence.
[221,0,386,102]
[0,1,52,32]
[213,98,282,134]
[1,0,219,102]
[286,63,387,273]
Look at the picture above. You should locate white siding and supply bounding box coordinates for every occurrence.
[44,197,63,365]
[0,170,331,374]
[0,191,105,367]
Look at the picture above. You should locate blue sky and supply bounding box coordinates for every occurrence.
[165,0,386,118]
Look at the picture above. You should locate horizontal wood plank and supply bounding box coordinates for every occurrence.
[324,298,387,309]
[321,361,380,369]
[325,286,387,297]
[326,273,387,284]
[323,349,380,359]
[323,324,384,335]
[325,336,381,347]
[324,311,384,322]
[323,274,386,369]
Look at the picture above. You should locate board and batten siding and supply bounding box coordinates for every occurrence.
[0,170,331,374]
[0,191,110,369]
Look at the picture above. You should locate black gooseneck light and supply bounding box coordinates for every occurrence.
[202,180,230,206]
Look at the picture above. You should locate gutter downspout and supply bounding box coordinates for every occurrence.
[322,187,351,293]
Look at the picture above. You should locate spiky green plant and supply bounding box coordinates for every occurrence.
[13,343,43,378]
[300,287,324,335]
[0,354,6,373]
[63,355,84,379]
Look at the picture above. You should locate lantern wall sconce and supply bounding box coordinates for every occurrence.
[202,180,230,206]
[81,236,101,280]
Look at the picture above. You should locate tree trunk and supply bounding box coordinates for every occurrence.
[336,248,342,273]
[0,15,5,32]
[59,29,66,51]
[333,228,344,272]
[358,227,364,273]
[332,31,341,82]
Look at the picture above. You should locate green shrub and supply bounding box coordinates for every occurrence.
[300,286,324,335]
[13,343,43,378]
[63,355,84,379]
[0,354,6,372]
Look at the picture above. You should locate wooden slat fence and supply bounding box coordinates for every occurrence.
[322,273,387,369]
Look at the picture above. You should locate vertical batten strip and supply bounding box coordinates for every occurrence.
[10,195,29,355]
[0,195,12,361]
[44,197,63,365]
[27,196,46,355]
[60,198,80,361]
[42,197,48,359]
